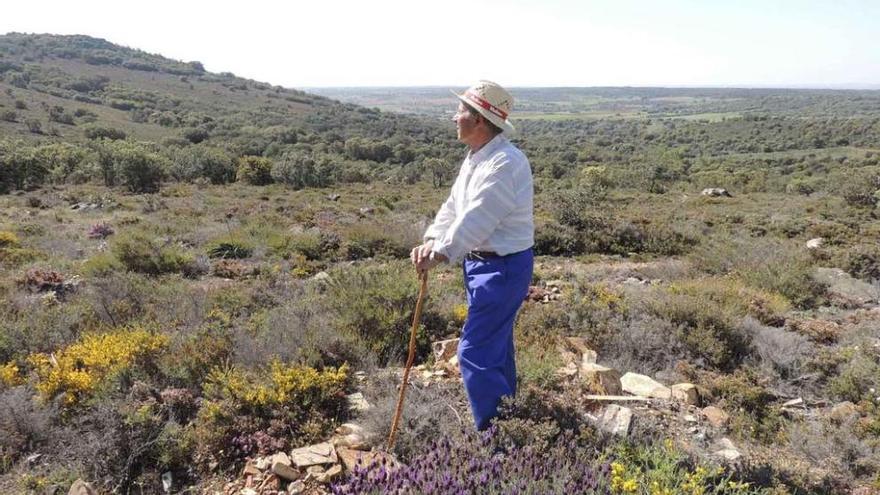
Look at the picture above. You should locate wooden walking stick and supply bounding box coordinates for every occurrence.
[387,270,428,450]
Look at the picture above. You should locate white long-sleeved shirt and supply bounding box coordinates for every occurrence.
[424,134,534,263]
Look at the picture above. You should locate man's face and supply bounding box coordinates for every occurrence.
[453,102,479,143]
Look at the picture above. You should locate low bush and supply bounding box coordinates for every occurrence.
[26,326,168,407]
[690,235,824,308]
[236,156,274,185]
[322,262,450,365]
[644,287,752,371]
[190,361,348,469]
[112,231,199,276]
[205,235,253,259]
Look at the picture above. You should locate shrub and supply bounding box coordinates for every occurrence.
[323,262,450,365]
[93,140,168,192]
[83,125,126,141]
[840,243,880,282]
[16,267,65,293]
[0,387,56,467]
[112,231,198,276]
[690,235,824,308]
[169,145,235,184]
[236,156,274,185]
[190,361,348,469]
[270,152,323,189]
[206,235,253,259]
[26,326,168,407]
[645,287,752,371]
[87,222,114,239]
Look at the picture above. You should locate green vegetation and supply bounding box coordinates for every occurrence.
[1,33,879,494]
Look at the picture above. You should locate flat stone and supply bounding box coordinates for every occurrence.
[585,395,651,401]
[806,238,824,249]
[272,453,300,481]
[580,363,622,395]
[671,383,700,405]
[620,372,672,399]
[291,442,337,467]
[782,397,804,408]
[316,464,343,484]
[593,404,633,436]
[702,406,730,428]
[684,414,698,423]
[243,460,262,476]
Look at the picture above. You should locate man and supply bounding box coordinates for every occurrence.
[411,80,534,430]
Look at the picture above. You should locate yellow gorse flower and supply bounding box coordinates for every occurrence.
[27,327,168,406]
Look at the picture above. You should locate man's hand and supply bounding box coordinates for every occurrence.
[410,240,448,274]
[410,240,434,266]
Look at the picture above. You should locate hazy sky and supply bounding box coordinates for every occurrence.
[3,0,879,88]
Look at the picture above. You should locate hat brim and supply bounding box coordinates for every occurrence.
[451,90,515,134]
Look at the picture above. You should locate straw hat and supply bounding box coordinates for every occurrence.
[451,80,515,134]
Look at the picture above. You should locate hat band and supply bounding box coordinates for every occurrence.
[464,92,509,120]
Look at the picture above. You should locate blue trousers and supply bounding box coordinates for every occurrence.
[458,248,534,430]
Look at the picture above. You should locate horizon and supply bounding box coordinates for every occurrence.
[3,0,879,89]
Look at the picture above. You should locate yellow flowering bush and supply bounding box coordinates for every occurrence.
[610,440,761,495]
[27,327,168,406]
[191,361,349,469]
[203,360,348,410]
[452,303,469,325]
[0,230,20,248]
[0,361,24,388]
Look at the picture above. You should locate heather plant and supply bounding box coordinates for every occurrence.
[333,427,612,495]
[86,221,114,239]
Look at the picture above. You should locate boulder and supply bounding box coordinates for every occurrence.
[580,363,622,395]
[271,452,300,481]
[671,383,700,405]
[593,404,633,436]
[620,372,672,399]
[702,406,730,428]
[68,480,97,495]
[806,237,825,249]
[712,437,742,462]
[290,442,337,467]
[701,188,732,197]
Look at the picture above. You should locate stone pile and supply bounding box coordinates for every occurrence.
[223,423,398,495]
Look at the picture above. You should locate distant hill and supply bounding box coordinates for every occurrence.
[0,33,450,149]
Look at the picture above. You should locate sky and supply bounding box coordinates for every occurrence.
[3,0,879,89]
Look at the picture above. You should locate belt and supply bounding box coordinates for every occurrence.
[465,250,500,260]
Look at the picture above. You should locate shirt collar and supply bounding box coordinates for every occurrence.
[467,134,508,164]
